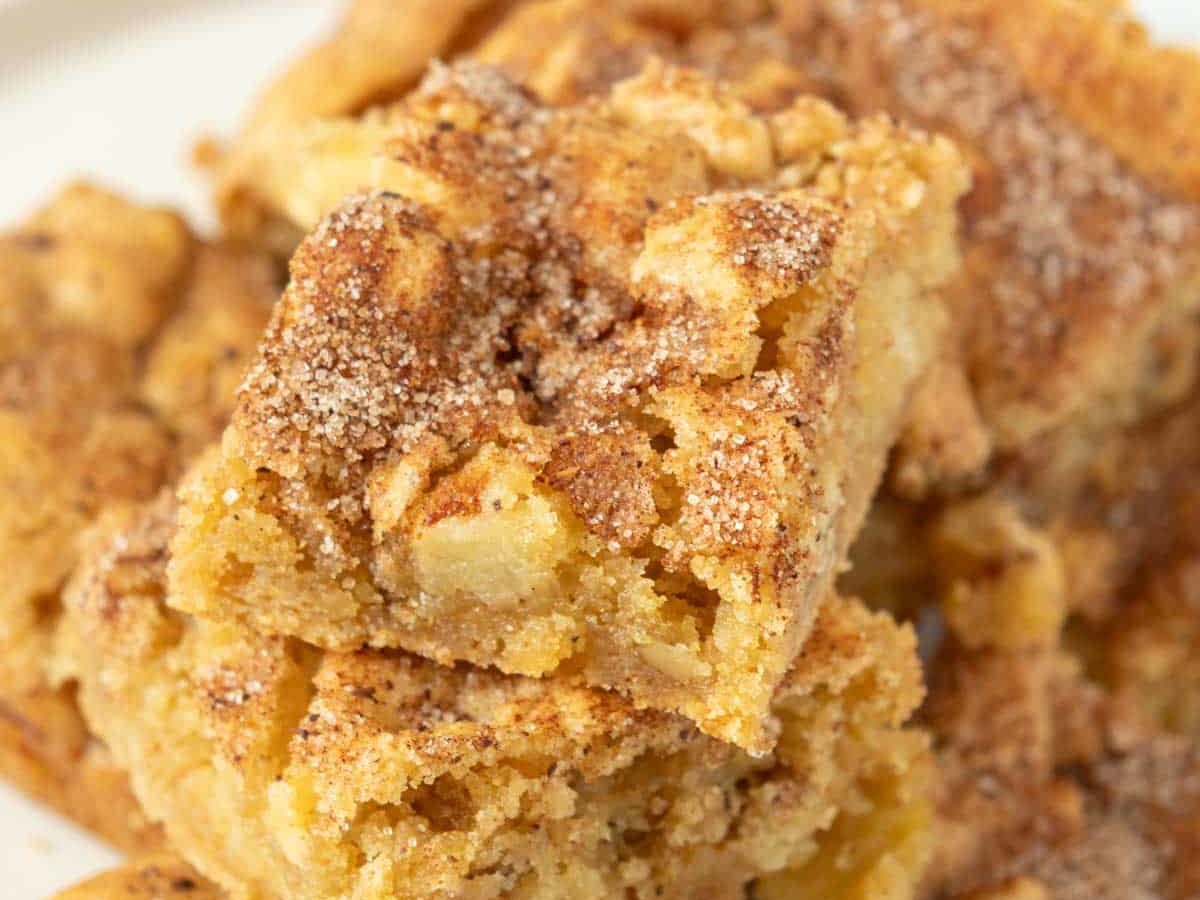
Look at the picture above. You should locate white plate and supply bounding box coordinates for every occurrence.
[0,1,1194,896]
[0,0,340,228]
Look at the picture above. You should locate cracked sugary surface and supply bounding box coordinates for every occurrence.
[0,183,277,848]
[786,0,1200,485]
[172,61,964,751]
[221,0,1200,486]
[60,494,929,900]
[217,0,1200,649]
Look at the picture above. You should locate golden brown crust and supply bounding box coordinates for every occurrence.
[923,638,1200,900]
[228,0,804,142]
[0,686,162,854]
[61,496,929,900]
[172,62,964,751]
[473,0,815,109]
[223,0,1200,475]
[217,0,516,254]
[908,0,1200,202]
[243,0,505,133]
[216,0,819,252]
[472,0,674,105]
[1085,558,1200,738]
[0,184,276,847]
[793,0,1200,459]
[52,855,222,900]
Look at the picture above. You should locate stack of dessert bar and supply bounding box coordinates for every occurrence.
[2,2,1197,898]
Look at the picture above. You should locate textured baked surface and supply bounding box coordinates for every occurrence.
[1084,556,1200,740]
[0,183,276,842]
[806,0,1200,728]
[788,0,1200,476]
[215,0,828,249]
[793,0,1200,797]
[518,0,1200,498]
[213,0,827,247]
[193,5,1200,896]
[1044,388,1200,739]
[923,639,1200,900]
[915,377,1200,891]
[215,0,1200,642]
[52,855,223,900]
[215,0,522,255]
[221,0,1200,472]
[238,0,503,135]
[62,495,929,900]
[851,383,1200,692]
[173,61,963,750]
[844,384,1200,898]
[0,685,162,854]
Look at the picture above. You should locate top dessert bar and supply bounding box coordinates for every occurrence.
[222,0,1200,491]
[212,0,1200,648]
[169,61,965,751]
